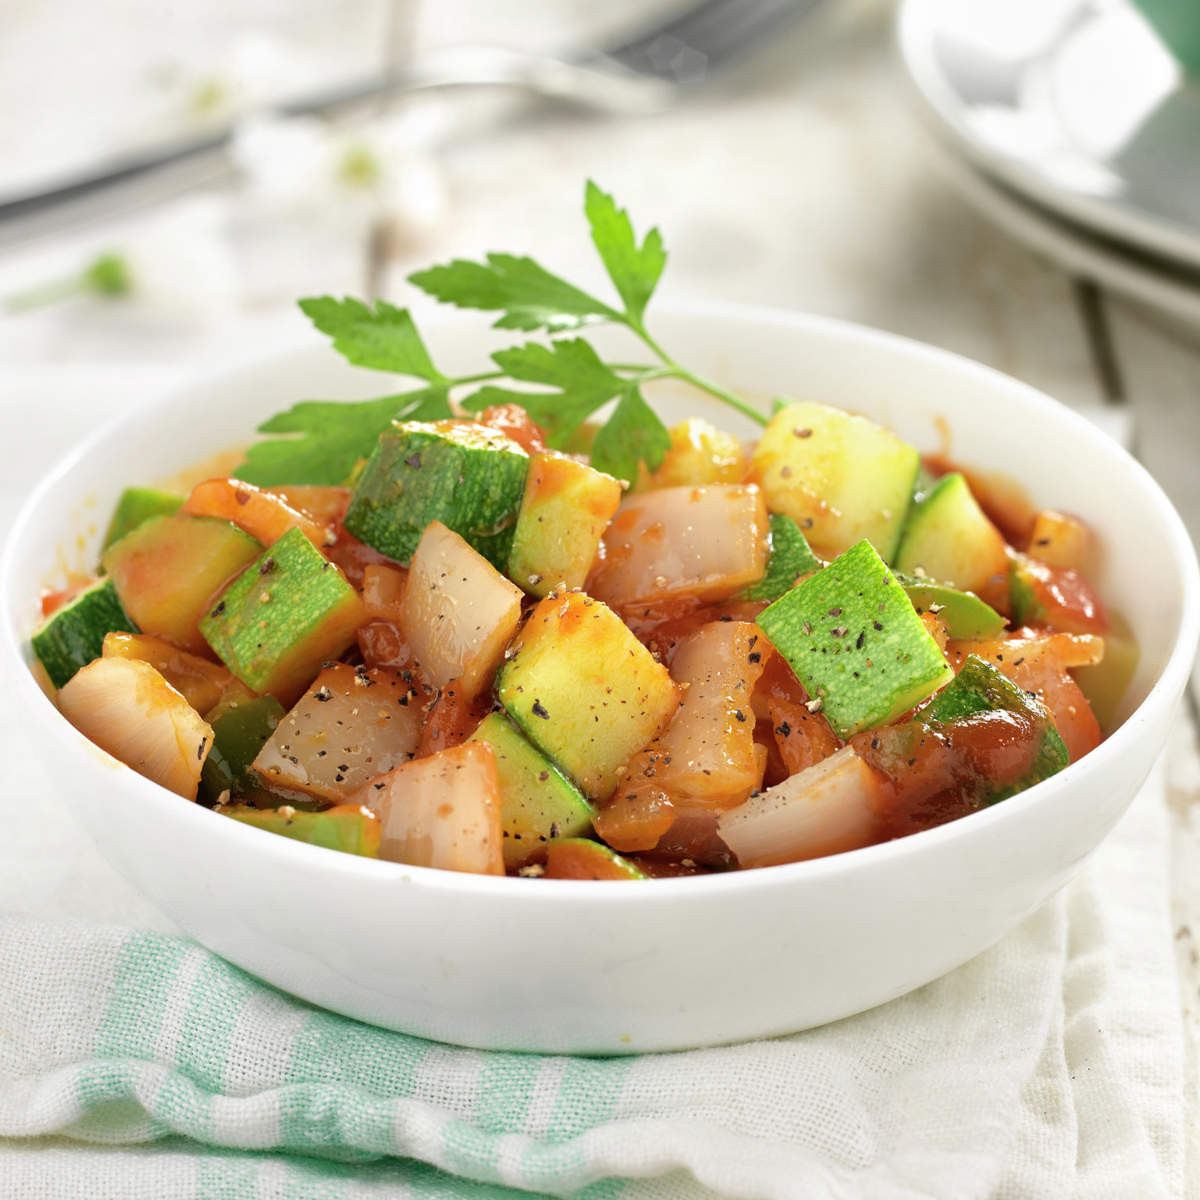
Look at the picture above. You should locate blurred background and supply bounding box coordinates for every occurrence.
[1,0,1197,546]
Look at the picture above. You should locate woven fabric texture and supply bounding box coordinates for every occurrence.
[0,766,1186,1200]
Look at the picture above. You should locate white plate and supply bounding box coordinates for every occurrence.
[898,0,1200,273]
[920,130,1200,332]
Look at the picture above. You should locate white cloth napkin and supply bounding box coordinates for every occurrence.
[0,760,1185,1200]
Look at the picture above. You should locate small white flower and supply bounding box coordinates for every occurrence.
[232,113,445,236]
[151,33,328,131]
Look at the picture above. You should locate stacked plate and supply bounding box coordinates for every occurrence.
[898,0,1200,328]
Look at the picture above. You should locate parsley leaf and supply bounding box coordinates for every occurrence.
[461,340,669,483]
[299,296,446,380]
[589,385,670,485]
[234,386,452,486]
[407,253,620,333]
[584,181,666,326]
[461,339,625,444]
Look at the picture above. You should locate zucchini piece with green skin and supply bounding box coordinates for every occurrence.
[736,513,822,602]
[920,654,1069,802]
[198,695,285,807]
[1009,554,1044,626]
[893,473,1009,596]
[199,527,365,704]
[497,590,679,801]
[32,577,137,689]
[507,453,622,597]
[217,803,381,857]
[543,838,647,880]
[102,513,262,654]
[468,712,595,870]
[892,575,1006,640]
[757,540,954,740]
[102,487,184,550]
[344,420,529,570]
[748,401,920,563]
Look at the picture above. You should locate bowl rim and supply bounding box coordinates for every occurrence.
[4,297,1198,904]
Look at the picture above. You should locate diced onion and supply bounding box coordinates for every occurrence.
[354,741,504,875]
[717,746,884,867]
[58,656,213,800]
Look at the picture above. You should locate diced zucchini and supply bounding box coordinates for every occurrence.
[400,521,524,695]
[893,473,1008,596]
[736,513,822,602]
[199,694,285,806]
[591,484,769,608]
[748,401,919,562]
[251,663,421,803]
[757,540,954,739]
[468,712,594,870]
[217,803,381,857]
[543,838,647,880]
[717,745,885,867]
[102,631,234,714]
[637,418,746,490]
[1027,509,1089,571]
[32,577,137,689]
[200,527,364,704]
[920,654,1069,802]
[894,577,1006,639]
[57,656,213,800]
[507,453,622,597]
[343,420,529,569]
[1009,555,1042,626]
[355,741,505,875]
[103,514,262,654]
[497,590,679,800]
[102,487,183,550]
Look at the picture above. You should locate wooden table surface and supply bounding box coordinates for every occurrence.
[2,0,1199,1172]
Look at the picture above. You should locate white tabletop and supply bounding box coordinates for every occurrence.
[3,0,1200,1183]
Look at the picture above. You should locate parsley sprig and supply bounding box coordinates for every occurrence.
[235,182,766,488]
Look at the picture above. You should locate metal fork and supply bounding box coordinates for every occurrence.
[0,0,824,223]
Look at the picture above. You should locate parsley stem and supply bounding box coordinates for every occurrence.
[627,323,768,427]
[451,370,506,386]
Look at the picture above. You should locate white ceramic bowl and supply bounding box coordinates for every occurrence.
[3,303,1197,1054]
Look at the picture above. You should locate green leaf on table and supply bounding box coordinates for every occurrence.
[584,180,666,325]
[589,385,670,484]
[298,297,446,381]
[233,387,453,486]
[407,254,620,333]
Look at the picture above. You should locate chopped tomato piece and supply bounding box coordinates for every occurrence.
[356,619,417,673]
[40,577,94,618]
[594,779,676,853]
[416,682,493,758]
[946,633,1103,762]
[271,486,351,526]
[474,403,549,454]
[324,524,399,589]
[361,563,407,623]
[1016,558,1108,635]
[183,478,334,551]
[754,651,842,776]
